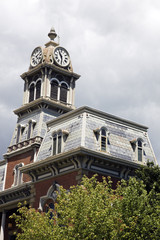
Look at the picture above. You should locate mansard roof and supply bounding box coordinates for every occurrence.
[36,105,156,166]
[47,105,148,131]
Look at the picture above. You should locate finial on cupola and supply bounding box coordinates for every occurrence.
[48,27,57,41]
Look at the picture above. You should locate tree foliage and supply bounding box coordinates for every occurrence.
[135,161,160,193]
[11,175,160,240]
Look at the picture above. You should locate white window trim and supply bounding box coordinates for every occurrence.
[12,163,24,187]
[94,127,109,152]
[130,138,144,163]
[28,78,42,102]
[50,78,69,103]
[27,120,36,140]
[52,130,69,156]
[16,124,25,144]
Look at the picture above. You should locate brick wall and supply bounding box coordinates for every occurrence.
[5,150,34,189]
[33,171,78,209]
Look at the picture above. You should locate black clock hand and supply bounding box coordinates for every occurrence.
[59,50,63,65]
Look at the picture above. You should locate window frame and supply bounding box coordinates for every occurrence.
[130,138,144,162]
[94,127,109,153]
[52,130,68,156]
[50,79,69,104]
[16,124,25,144]
[28,78,42,102]
[50,79,59,100]
[12,163,24,186]
[60,82,68,103]
[137,139,143,162]
[27,120,36,140]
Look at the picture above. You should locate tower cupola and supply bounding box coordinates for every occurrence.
[7,28,80,154]
[19,27,80,115]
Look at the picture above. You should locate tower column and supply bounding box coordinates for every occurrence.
[0,210,6,240]
[23,78,29,104]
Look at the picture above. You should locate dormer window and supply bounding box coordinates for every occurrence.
[130,138,144,162]
[94,127,109,152]
[101,128,107,151]
[16,124,25,144]
[27,120,36,140]
[137,139,143,162]
[53,132,62,155]
[52,130,69,156]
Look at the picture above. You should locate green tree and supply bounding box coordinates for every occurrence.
[135,161,160,193]
[11,175,160,240]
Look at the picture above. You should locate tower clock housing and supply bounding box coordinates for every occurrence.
[6,27,80,155]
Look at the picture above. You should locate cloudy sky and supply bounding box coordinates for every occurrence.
[0,0,160,164]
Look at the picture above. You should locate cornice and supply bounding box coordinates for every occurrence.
[13,97,75,117]
[0,182,33,210]
[20,63,80,80]
[20,147,141,176]
[4,136,43,159]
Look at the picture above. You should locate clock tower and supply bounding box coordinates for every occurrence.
[6,27,80,161]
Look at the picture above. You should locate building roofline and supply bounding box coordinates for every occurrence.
[47,105,148,131]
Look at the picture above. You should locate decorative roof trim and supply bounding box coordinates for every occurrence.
[47,106,148,131]
[20,147,143,175]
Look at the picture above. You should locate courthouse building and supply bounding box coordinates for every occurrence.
[0,28,157,239]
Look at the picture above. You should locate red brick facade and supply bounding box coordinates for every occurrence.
[5,150,34,189]
[33,171,79,209]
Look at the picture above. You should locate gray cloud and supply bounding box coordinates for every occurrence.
[0,0,160,163]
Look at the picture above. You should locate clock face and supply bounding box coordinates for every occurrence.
[31,47,42,67]
[54,47,70,67]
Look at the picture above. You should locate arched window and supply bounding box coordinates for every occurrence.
[29,84,35,102]
[101,128,107,152]
[138,140,143,162]
[45,202,54,213]
[52,130,68,156]
[53,132,62,155]
[130,138,144,162]
[12,163,24,186]
[36,80,41,99]
[60,83,68,103]
[94,127,109,152]
[51,81,58,100]
[16,125,25,144]
[27,120,36,140]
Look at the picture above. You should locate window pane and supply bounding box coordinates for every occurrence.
[53,137,57,155]
[138,148,142,161]
[51,81,58,100]
[58,135,61,154]
[27,122,32,139]
[138,140,142,147]
[101,129,106,136]
[101,137,106,151]
[36,81,41,99]
[60,84,67,103]
[29,84,34,102]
